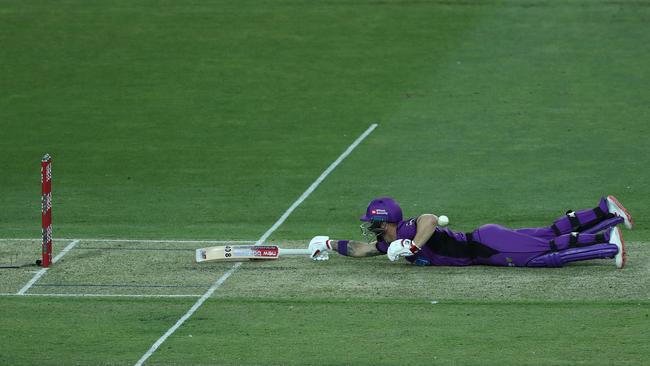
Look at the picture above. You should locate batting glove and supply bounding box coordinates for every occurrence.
[387,239,419,261]
[309,236,332,261]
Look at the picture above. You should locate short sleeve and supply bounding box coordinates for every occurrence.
[397,217,418,240]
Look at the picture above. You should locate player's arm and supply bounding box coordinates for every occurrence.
[308,236,381,260]
[412,214,438,250]
[329,240,382,257]
[386,214,439,261]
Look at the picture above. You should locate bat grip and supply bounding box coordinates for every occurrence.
[278,248,311,256]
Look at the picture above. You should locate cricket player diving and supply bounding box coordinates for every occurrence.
[308,196,633,268]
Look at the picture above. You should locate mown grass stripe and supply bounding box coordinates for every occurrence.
[33,283,207,289]
[0,293,201,298]
[76,247,195,251]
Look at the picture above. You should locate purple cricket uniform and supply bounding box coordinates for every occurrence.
[375,198,623,267]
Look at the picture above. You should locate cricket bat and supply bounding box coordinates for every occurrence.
[195,245,311,263]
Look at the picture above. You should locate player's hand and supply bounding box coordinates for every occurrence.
[387,239,419,261]
[309,236,332,261]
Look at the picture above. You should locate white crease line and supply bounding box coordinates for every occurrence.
[134,123,379,366]
[16,268,48,295]
[16,240,80,295]
[52,239,80,263]
[0,293,201,298]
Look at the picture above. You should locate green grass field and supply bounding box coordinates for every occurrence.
[1,0,649,365]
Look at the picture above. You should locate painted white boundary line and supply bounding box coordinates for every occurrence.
[0,293,201,298]
[251,125,376,250]
[16,240,80,295]
[257,123,378,244]
[134,123,378,366]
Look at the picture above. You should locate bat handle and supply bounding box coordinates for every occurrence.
[279,248,311,256]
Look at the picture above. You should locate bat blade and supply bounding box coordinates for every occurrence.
[195,245,309,263]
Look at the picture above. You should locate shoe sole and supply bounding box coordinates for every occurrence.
[607,195,634,230]
[612,226,627,269]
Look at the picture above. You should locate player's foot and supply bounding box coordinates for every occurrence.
[606,195,634,230]
[609,226,626,269]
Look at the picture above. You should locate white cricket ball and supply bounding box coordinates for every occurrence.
[438,215,449,227]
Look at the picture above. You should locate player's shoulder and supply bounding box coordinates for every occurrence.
[395,217,417,233]
[396,217,419,240]
[401,217,418,227]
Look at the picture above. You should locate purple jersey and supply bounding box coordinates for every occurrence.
[372,197,622,267]
[375,217,475,266]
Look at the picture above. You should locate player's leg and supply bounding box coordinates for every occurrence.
[469,224,551,267]
[526,244,618,268]
[513,198,610,240]
[469,224,624,268]
[545,197,611,236]
[516,196,632,240]
[527,227,625,268]
[580,216,623,234]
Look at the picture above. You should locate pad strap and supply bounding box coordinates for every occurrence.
[566,210,581,231]
[551,224,562,236]
[552,210,581,235]
[593,206,607,220]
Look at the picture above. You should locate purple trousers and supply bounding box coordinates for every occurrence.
[470,198,622,267]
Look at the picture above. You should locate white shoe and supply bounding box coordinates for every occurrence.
[609,226,627,269]
[606,195,634,230]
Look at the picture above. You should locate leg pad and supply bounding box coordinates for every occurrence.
[526,244,618,267]
[582,216,624,234]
